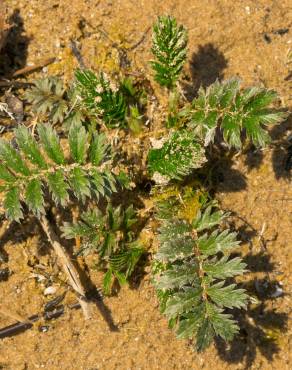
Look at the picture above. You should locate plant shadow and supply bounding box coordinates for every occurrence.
[215,251,288,369]
[270,113,292,180]
[183,43,228,100]
[0,9,30,77]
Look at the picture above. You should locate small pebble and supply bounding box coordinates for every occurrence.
[44,286,57,296]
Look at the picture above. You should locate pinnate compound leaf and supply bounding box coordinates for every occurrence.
[151,15,187,88]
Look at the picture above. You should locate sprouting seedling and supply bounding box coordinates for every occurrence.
[62,204,143,295]
[0,121,124,317]
[153,204,248,351]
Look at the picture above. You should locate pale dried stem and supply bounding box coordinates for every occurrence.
[39,215,91,319]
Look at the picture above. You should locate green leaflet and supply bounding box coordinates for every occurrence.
[68,121,88,164]
[47,170,69,206]
[15,126,47,169]
[4,187,22,222]
[197,229,240,257]
[0,165,15,183]
[25,179,45,216]
[155,263,199,290]
[148,130,206,181]
[38,124,65,165]
[193,206,225,232]
[203,256,247,279]
[196,317,214,352]
[207,303,239,342]
[176,305,205,339]
[164,287,202,319]
[206,282,248,309]
[0,139,30,176]
[89,133,110,166]
[150,15,187,89]
[69,167,91,202]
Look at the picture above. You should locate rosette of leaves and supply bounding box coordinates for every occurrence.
[24,76,69,124]
[150,15,188,89]
[153,205,248,351]
[181,78,287,148]
[75,69,127,128]
[61,205,143,295]
[148,129,206,183]
[24,76,86,128]
[0,121,119,221]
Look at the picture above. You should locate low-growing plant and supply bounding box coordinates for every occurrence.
[0,13,287,353]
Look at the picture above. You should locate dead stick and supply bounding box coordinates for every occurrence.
[12,57,56,78]
[39,215,91,319]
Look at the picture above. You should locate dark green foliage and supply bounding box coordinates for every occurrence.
[181,78,286,148]
[151,15,188,89]
[0,122,120,221]
[148,130,206,182]
[153,205,248,351]
[75,69,127,128]
[61,205,143,295]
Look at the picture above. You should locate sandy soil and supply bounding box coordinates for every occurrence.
[0,0,292,369]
